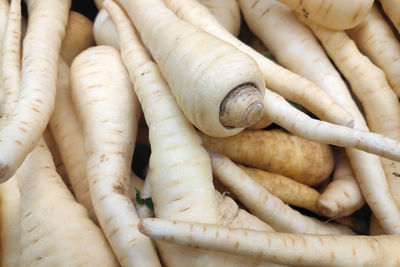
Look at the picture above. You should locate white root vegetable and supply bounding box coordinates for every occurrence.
[71,45,160,267]
[276,0,373,30]
[93,8,120,49]
[318,148,364,218]
[163,0,354,128]
[18,139,118,266]
[118,0,267,137]
[139,218,400,267]
[209,152,354,235]
[50,59,95,221]
[197,0,241,36]
[301,18,400,234]
[0,0,70,183]
[136,169,154,219]
[347,5,400,98]
[0,0,9,113]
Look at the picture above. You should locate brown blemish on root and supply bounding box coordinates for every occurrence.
[0,164,11,182]
[112,181,127,195]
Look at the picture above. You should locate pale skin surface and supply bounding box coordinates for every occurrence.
[301,18,400,235]
[277,0,373,30]
[0,0,70,183]
[0,0,9,113]
[139,218,400,267]
[163,0,355,128]
[118,0,267,137]
[347,5,400,98]
[104,2,280,266]
[71,45,160,267]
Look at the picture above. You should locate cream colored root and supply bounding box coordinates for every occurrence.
[50,59,95,221]
[0,0,9,112]
[0,177,21,266]
[118,0,267,136]
[61,11,94,65]
[347,5,400,97]
[380,0,400,34]
[277,0,373,30]
[302,19,400,234]
[209,152,354,235]
[18,139,118,266]
[71,45,160,267]
[139,218,400,267]
[163,0,354,128]
[198,0,241,36]
[0,0,70,183]
[1,0,20,117]
[317,148,364,218]
[239,165,320,213]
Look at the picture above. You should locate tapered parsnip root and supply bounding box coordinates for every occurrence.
[200,129,334,186]
[104,2,279,266]
[163,0,354,128]
[277,0,373,30]
[198,0,241,36]
[118,0,267,137]
[136,169,154,219]
[318,148,364,218]
[18,139,118,266]
[139,218,400,267]
[302,18,400,234]
[239,165,320,213]
[209,152,354,234]
[61,11,94,65]
[1,0,20,117]
[0,0,70,183]
[50,59,95,221]
[71,45,160,266]
[0,0,9,112]
[347,5,400,97]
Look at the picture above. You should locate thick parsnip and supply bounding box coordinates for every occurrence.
[0,0,70,183]
[140,218,400,267]
[318,149,364,218]
[18,139,118,266]
[118,0,267,137]
[0,0,8,111]
[71,45,160,267]
[198,0,241,36]
[104,2,280,266]
[347,5,400,98]
[93,9,120,49]
[239,165,320,213]
[201,129,333,186]
[277,0,373,30]
[210,152,354,235]
[302,19,400,234]
[163,0,354,128]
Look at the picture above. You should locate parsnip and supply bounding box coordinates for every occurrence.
[347,5,400,98]
[277,0,373,30]
[139,218,400,267]
[380,0,400,34]
[93,8,120,49]
[163,0,354,128]
[209,152,354,235]
[71,45,160,266]
[198,0,241,36]
[18,139,118,267]
[0,0,70,183]
[118,0,267,137]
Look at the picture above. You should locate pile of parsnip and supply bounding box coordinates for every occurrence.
[1,0,400,266]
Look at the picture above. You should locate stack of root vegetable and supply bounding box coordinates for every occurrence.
[1,0,400,266]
